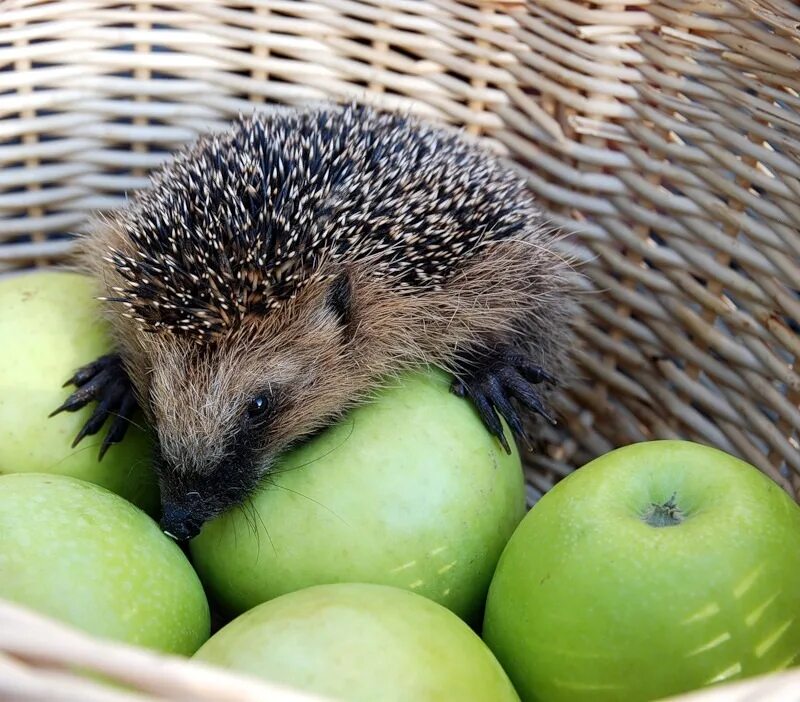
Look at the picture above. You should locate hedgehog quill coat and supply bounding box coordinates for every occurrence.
[57,103,576,540]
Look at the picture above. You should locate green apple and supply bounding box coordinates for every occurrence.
[195,582,519,702]
[0,270,157,513]
[191,367,526,624]
[482,440,800,702]
[0,473,210,655]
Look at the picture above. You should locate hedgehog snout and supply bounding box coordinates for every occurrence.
[158,485,216,541]
[161,499,204,541]
[155,447,266,542]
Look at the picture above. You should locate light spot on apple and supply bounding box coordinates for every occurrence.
[745,591,780,628]
[552,679,625,692]
[682,601,721,625]
[704,661,742,684]
[389,559,418,574]
[685,631,731,657]
[437,561,457,575]
[755,619,794,658]
[408,579,424,589]
[734,562,766,599]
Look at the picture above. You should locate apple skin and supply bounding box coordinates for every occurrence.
[194,582,519,702]
[482,440,800,702]
[0,473,210,655]
[0,270,157,513]
[190,367,526,624]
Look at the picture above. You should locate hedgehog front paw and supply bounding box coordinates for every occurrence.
[50,353,138,459]
[451,348,556,454]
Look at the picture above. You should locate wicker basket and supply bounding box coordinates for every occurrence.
[1,0,798,699]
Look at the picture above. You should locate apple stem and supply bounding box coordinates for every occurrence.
[642,493,684,528]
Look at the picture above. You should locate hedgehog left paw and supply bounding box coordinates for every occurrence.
[451,349,556,454]
[50,353,137,460]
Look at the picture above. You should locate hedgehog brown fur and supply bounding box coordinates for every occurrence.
[57,102,578,540]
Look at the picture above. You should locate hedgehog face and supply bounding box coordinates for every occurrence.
[150,346,282,540]
[143,271,359,540]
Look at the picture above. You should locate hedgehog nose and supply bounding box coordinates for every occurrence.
[160,503,202,541]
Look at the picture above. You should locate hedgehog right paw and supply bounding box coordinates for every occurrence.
[451,349,556,455]
[50,353,137,460]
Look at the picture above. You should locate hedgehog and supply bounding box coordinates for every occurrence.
[52,102,577,541]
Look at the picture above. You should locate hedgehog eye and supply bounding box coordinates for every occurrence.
[247,395,271,418]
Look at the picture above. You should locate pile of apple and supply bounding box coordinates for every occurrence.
[1,270,799,702]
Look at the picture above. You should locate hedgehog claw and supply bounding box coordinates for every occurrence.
[60,354,116,389]
[52,354,137,459]
[450,379,467,398]
[470,388,510,454]
[451,347,556,454]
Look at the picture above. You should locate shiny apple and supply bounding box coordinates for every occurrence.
[191,367,526,624]
[483,440,800,702]
[0,472,210,655]
[0,270,157,512]
[195,582,519,702]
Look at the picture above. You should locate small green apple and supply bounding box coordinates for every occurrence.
[482,440,800,702]
[195,582,519,702]
[0,270,157,513]
[190,367,526,624]
[0,473,210,655]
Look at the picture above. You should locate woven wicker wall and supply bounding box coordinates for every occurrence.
[498,0,800,500]
[0,0,521,256]
[1,0,798,503]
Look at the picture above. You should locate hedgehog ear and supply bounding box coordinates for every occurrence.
[325,270,353,329]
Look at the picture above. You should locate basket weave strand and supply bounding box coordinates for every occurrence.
[1,0,799,700]
[0,600,327,702]
[2,596,800,702]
